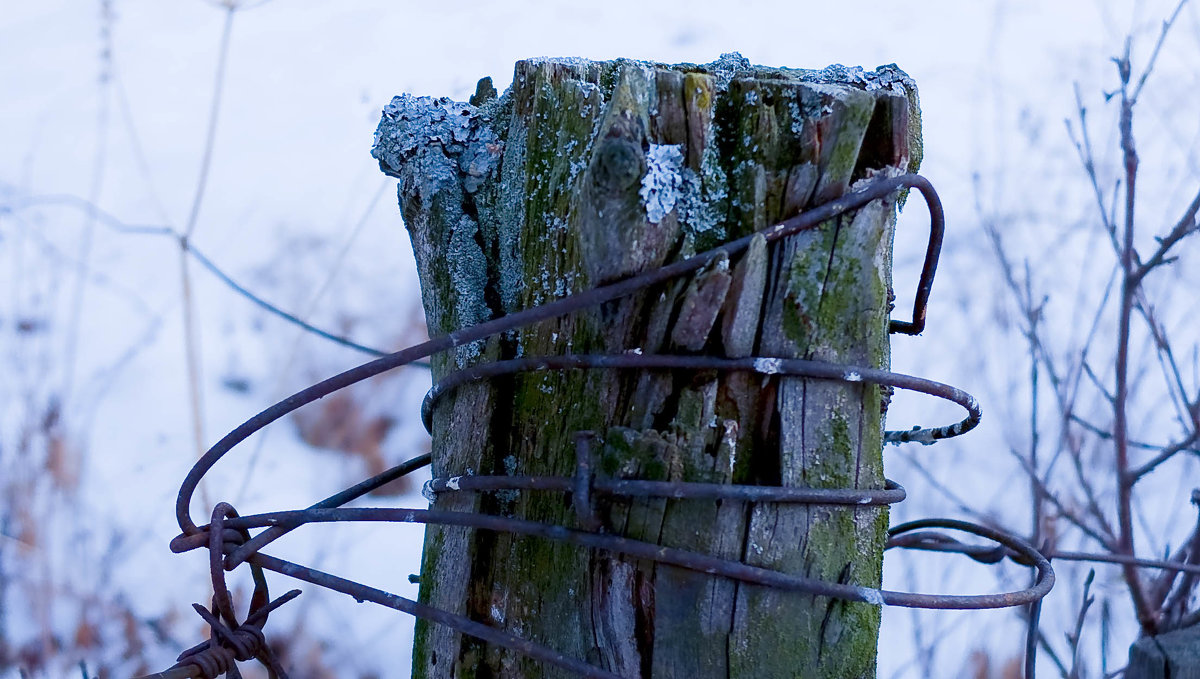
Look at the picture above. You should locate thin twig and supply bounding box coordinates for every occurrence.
[1,195,394,358]
[1043,261,1118,492]
[113,70,173,224]
[1132,185,1200,282]
[1026,610,1071,678]
[1134,291,1193,428]
[182,6,235,241]
[186,243,389,357]
[9,194,173,236]
[1027,260,1045,543]
[1070,413,1200,457]
[1010,447,1115,549]
[976,193,1121,549]
[1066,569,1095,679]
[1081,360,1116,404]
[1130,0,1190,104]
[896,449,988,522]
[1049,549,1200,576]
[1153,499,1200,617]
[1130,429,1200,480]
[61,0,114,410]
[177,5,237,522]
[1067,85,1119,249]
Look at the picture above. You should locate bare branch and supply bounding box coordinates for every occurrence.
[1082,359,1117,404]
[1044,266,1120,487]
[1150,497,1200,613]
[1130,0,1191,103]
[1065,440,1120,546]
[896,449,989,522]
[1129,429,1200,480]
[1066,569,1096,679]
[1027,605,1072,679]
[1133,185,1200,282]
[1070,413,1200,458]
[1133,290,1196,428]
[1011,447,1117,550]
[1113,39,1157,630]
[1068,85,1120,250]
[1050,550,1200,576]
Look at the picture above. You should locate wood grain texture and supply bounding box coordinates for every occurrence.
[1127,625,1200,679]
[373,54,921,679]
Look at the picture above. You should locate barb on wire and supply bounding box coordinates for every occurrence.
[143,503,301,679]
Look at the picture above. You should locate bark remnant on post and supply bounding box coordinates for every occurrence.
[373,54,921,679]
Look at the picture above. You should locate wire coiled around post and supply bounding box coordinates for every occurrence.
[152,174,1054,679]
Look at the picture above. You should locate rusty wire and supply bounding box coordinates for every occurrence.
[145,173,1062,679]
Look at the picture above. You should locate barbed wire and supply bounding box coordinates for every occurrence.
[143,174,1066,679]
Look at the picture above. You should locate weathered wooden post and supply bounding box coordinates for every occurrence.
[1128,626,1200,679]
[373,54,921,678]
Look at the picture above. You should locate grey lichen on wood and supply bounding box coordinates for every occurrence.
[374,52,921,679]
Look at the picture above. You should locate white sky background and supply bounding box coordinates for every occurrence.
[2,0,1199,677]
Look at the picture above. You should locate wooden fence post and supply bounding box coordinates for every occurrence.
[1128,626,1200,678]
[373,54,921,679]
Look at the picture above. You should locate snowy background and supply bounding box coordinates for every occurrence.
[2,0,1199,677]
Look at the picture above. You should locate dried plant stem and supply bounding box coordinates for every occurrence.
[183,6,235,241]
[62,0,114,410]
[178,4,237,509]
[179,251,207,472]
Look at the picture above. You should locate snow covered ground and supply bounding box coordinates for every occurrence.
[2,0,1198,676]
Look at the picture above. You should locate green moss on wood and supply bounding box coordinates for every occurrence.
[377,54,920,679]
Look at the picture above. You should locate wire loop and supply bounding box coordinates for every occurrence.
[151,174,1054,679]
